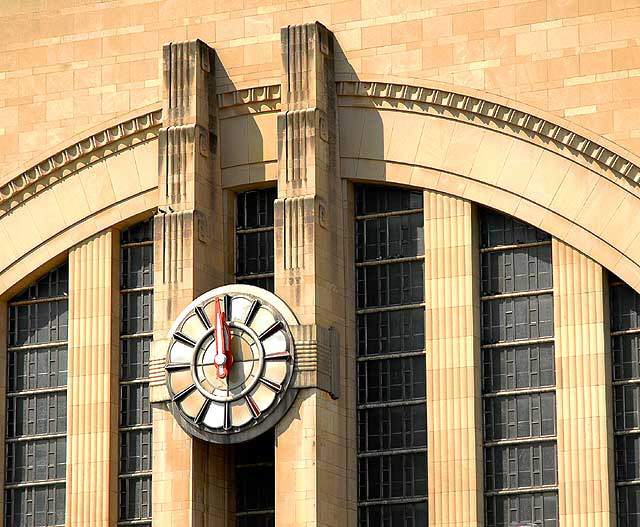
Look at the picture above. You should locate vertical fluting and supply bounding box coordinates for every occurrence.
[67,229,118,527]
[424,191,483,527]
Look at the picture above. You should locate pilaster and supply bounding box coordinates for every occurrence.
[553,239,615,526]
[424,191,483,527]
[151,39,229,527]
[66,229,119,527]
[274,22,350,527]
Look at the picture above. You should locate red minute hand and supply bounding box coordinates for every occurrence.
[213,297,233,378]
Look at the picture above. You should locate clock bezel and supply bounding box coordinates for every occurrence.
[165,284,299,444]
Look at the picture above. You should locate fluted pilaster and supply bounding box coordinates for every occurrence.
[424,191,483,527]
[66,229,119,527]
[553,239,615,527]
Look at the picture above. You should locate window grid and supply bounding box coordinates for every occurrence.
[235,187,276,291]
[611,278,640,526]
[235,188,276,527]
[119,222,153,526]
[355,185,427,526]
[5,263,68,527]
[479,209,558,527]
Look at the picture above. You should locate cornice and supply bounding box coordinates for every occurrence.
[337,80,640,187]
[217,84,281,116]
[0,109,162,216]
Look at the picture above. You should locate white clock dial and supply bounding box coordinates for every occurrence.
[165,285,297,443]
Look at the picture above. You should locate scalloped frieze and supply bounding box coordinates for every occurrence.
[337,80,640,186]
[0,110,162,216]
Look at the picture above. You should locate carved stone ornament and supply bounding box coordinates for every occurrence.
[164,284,300,443]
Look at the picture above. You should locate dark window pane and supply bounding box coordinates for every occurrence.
[121,244,153,289]
[12,263,68,303]
[358,404,426,453]
[6,393,67,438]
[485,491,557,527]
[235,431,275,524]
[484,392,556,441]
[619,485,640,527]
[357,261,424,309]
[5,484,66,527]
[481,244,552,295]
[237,188,276,230]
[614,334,640,382]
[485,442,557,491]
[612,283,640,332]
[9,301,69,347]
[5,438,66,484]
[121,219,154,244]
[119,476,152,521]
[481,294,554,344]
[120,291,153,335]
[8,346,67,392]
[355,185,423,216]
[119,383,151,427]
[120,337,150,381]
[236,231,274,276]
[614,384,640,432]
[480,210,550,248]
[358,356,426,404]
[482,343,555,393]
[357,308,425,357]
[358,452,427,501]
[356,213,424,262]
[119,429,152,474]
[358,501,428,527]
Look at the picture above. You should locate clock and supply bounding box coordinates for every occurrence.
[164,284,298,443]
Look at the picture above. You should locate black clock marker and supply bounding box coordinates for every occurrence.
[174,383,197,402]
[165,362,190,371]
[246,395,261,418]
[174,332,196,347]
[195,306,211,329]
[258,320,282,340]
[260,378,282,392]
[194,399,211,424]
[245,299,260,326]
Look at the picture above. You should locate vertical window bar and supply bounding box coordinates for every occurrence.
[5,263,68,527]
[119,220,153,526]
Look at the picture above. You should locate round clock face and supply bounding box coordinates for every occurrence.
[165,285,297,443]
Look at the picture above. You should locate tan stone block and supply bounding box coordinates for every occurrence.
[516,0,547,25]
[46,96,74,121]
[516,30,547,55]
[452,11,484,35]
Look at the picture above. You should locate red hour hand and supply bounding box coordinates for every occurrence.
[213,297,233,378]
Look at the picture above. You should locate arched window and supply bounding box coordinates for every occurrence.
[5,263,69,527]
[354,185,428,526]
[479,208,558,527]
[610,273,640,527]
[119,220,154,525]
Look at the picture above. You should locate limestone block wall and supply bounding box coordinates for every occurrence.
[2,0,640,182]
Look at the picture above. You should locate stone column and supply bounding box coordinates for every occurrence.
[553,239,615,526]
[150,40,230,527]
[424,191,483,527]
[274,22,351,527]
[66,229,119,527]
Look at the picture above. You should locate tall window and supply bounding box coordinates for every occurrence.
[235,188,276,527]
[5,263,68,527]
[479,209,558,527]
[235,187,276,291]
[119,220,153,526]
[610,274,640,526]
[354,185,427,527]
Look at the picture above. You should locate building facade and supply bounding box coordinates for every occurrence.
[2,1,640,526]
